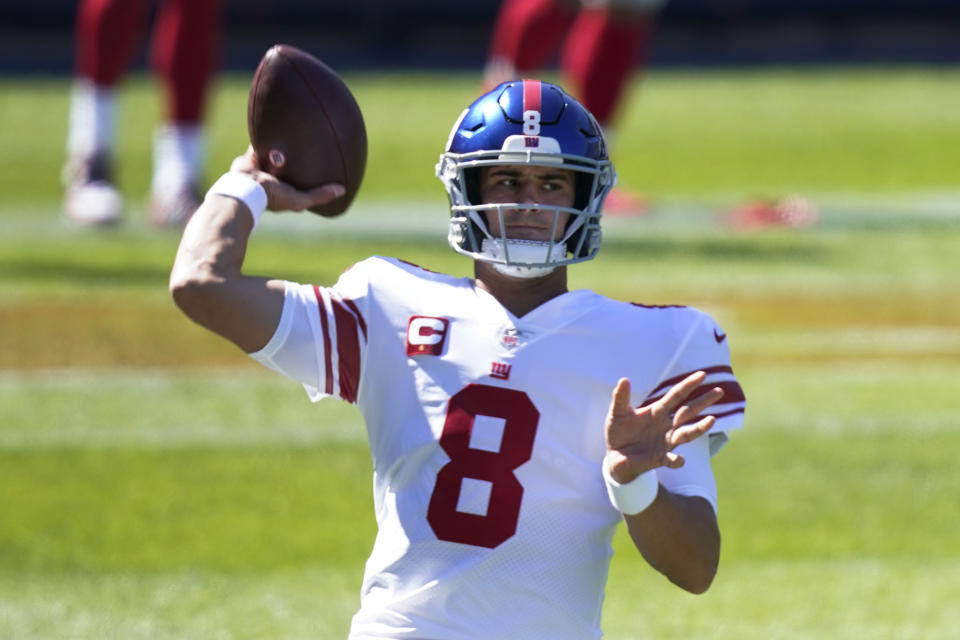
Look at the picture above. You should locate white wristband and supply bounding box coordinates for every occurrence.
[205,172,268,228]
[602,455,659,515]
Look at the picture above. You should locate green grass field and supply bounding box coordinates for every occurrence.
[1,67,959,639]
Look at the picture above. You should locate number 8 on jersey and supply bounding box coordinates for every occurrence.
[427,384,540,548]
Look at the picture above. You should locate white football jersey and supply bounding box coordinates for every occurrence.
[251,256,746,640]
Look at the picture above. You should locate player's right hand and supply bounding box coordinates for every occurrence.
[230,146,345,213]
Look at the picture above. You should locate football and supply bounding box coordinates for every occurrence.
[247,44,367,217]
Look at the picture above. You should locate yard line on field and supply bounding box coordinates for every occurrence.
[3,558,957,640]
[745,326,960,353]
[1,191,957,240]
[0,368,367,450]
[0,366,275,388]
[749,410,960,436]
[1,363,958,449]
[0,423,366,451]
[0,567,360,640]
[734,360,960,384]
[734,360,960,435]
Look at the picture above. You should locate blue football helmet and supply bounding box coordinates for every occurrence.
[436,79,617,277]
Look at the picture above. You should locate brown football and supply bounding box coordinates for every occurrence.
[247,44,367,217]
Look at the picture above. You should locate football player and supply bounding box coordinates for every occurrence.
[484,0,671,215]
[64,0,224,227]
[170,80,746,639]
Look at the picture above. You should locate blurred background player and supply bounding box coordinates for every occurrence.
[63,0,225,227]
[484,0,669,215]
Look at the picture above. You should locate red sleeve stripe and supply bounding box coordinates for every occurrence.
[675,404,746,426]
[649,365,734,396]
[341,296,367,339]
[331,296,361,404]
[708,407,746,420]
[397,258,440,274]
[630,302,687,309]
[641,381,745,408]
[313,286,334,396]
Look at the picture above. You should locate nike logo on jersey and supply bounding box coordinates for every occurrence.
[714,328,727,343]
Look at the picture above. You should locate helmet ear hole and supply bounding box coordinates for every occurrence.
[565,219,583,258]
[573,172,593,210]
[463,167,482,205]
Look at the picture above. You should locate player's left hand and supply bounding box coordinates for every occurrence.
[605,372,724,484]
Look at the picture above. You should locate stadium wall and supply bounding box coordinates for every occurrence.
[2,0,958,74]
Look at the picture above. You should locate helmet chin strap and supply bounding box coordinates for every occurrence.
[491,262,556,279]
[481,238,565,279]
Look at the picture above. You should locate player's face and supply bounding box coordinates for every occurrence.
[479,165,575,242]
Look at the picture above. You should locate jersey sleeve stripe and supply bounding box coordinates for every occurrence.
[641,381,745,408]
[341,297,368,339]
[312,285,335,396]
[648,365,734,396]
[709,407,746,420]
[331,296,362,404]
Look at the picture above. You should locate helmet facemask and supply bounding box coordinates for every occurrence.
[439,149,614,278]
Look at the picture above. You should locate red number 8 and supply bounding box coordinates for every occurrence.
[427,384,540,548]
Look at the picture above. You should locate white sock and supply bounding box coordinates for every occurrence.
[66,79,117,158]
[151,123,204,197]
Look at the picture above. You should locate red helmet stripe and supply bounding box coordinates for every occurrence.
[522,78,541,114]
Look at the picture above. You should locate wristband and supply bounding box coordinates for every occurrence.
[206,172,268,228]
[602,454,659,515]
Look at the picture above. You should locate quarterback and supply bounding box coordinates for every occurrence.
[170,80,746,639]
